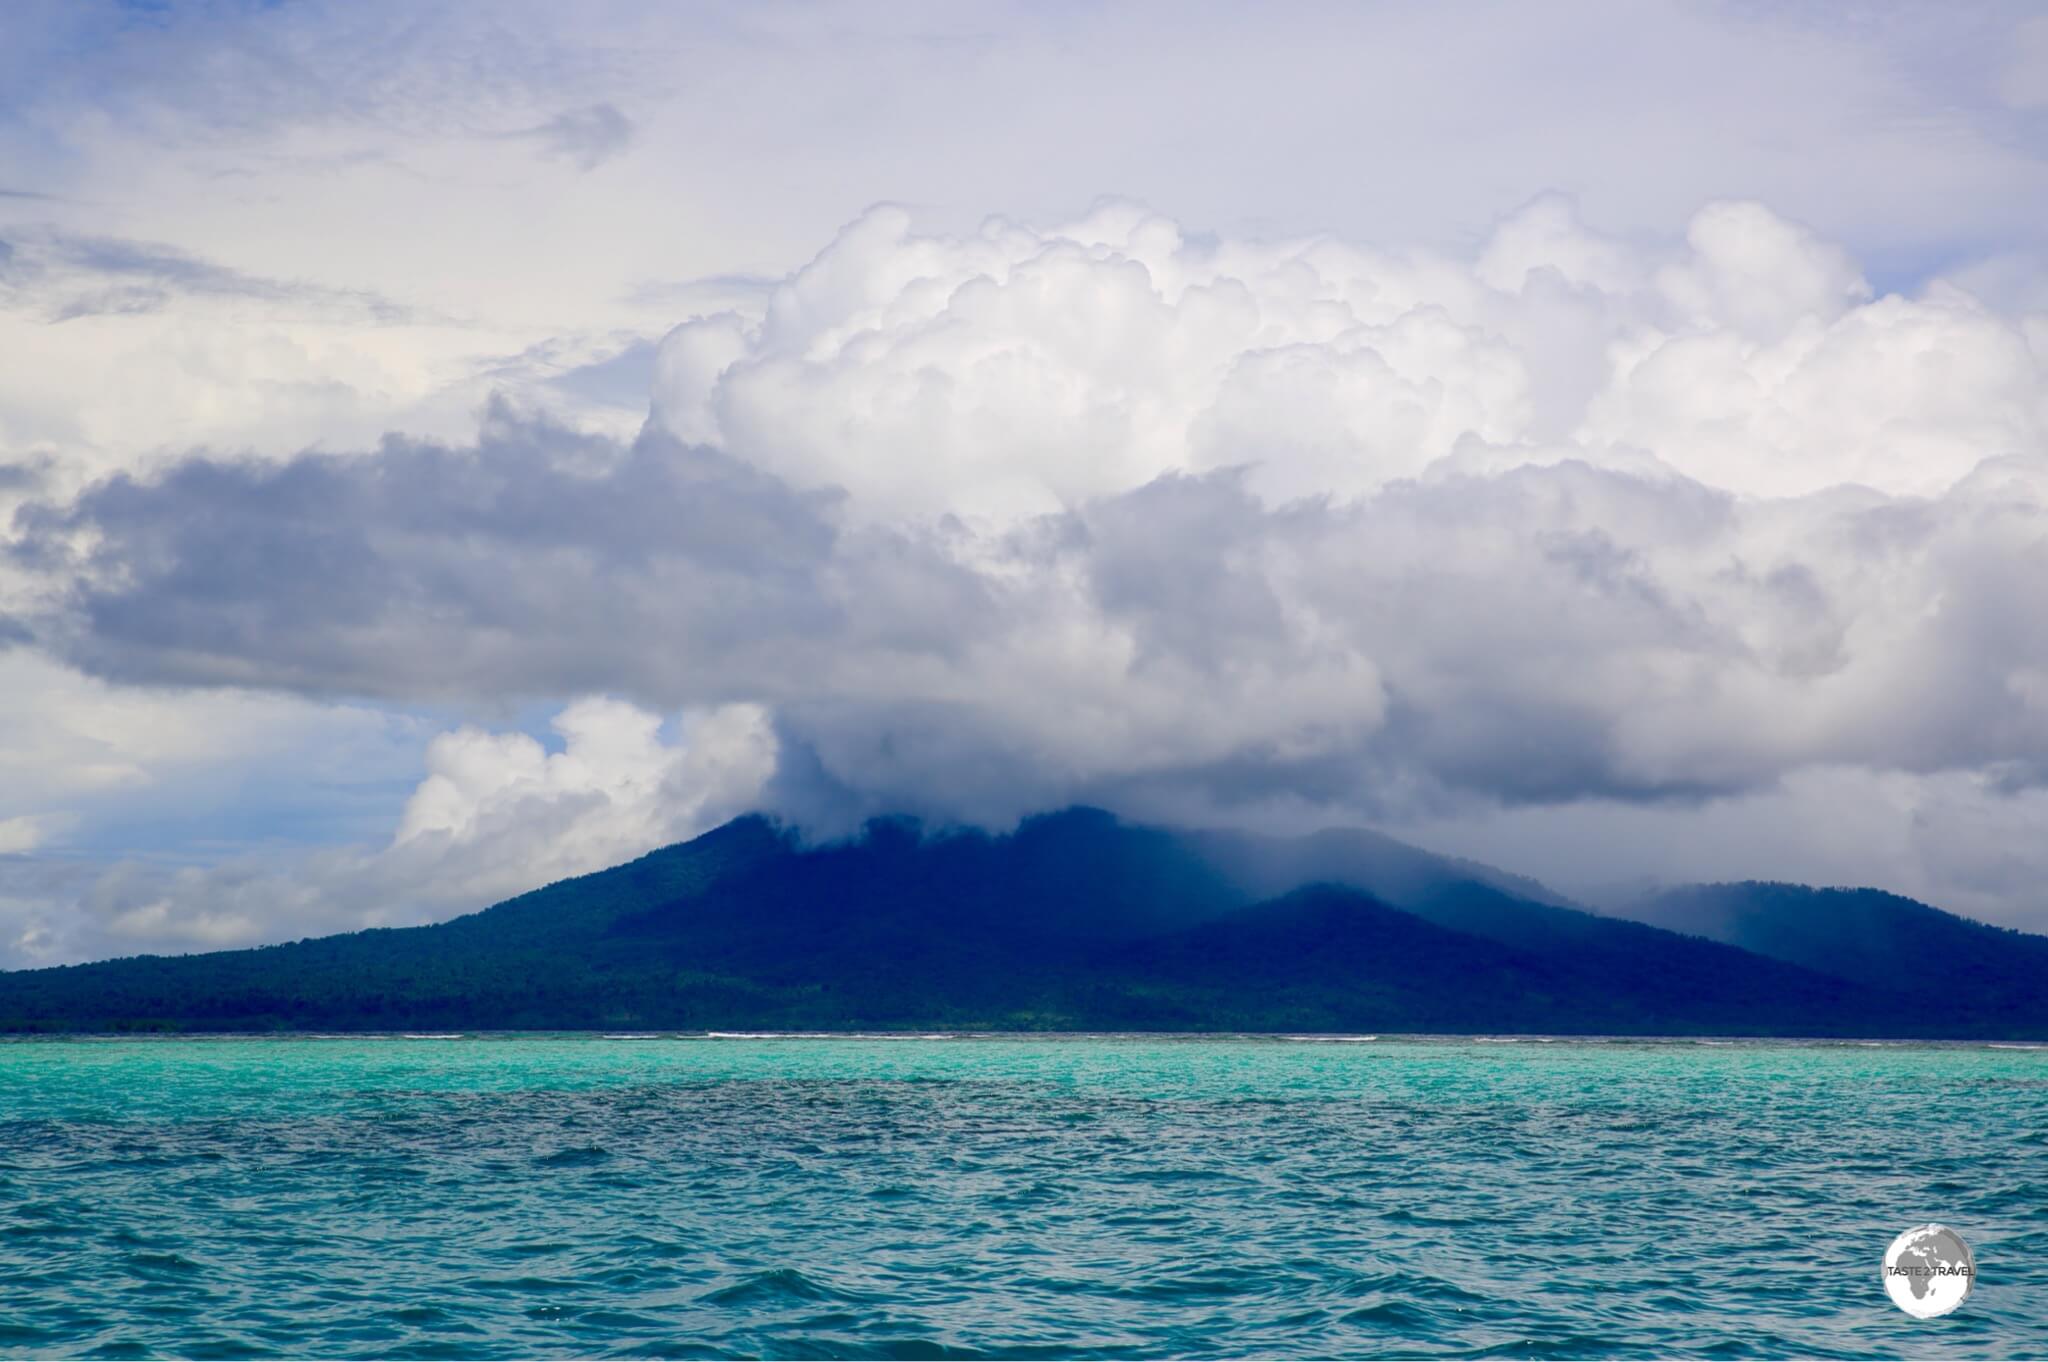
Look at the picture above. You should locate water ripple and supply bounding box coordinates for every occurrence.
[0,1035,2042,1357]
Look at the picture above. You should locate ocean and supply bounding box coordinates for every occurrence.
[0,1034,2041,1359]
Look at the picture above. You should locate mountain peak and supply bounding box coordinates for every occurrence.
[2,810,2041,1037]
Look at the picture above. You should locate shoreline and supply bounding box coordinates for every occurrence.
[3,1029,2042,1046]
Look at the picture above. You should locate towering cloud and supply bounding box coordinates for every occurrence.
[649,198,2042,510]
[7,196,2048,957]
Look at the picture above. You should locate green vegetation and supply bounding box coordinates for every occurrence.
[2,811,2041,1037]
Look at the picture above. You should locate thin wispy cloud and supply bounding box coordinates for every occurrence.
[501,102,635,171]
[0,227,418,323]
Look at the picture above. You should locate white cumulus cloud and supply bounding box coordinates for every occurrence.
[392,697,777,903]
[0,698,776,966]
[651,197,2045,517]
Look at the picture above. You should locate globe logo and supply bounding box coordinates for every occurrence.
[1882,1224,1974,1319]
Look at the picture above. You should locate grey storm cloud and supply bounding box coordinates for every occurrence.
[16,400,2048,835]
[0,457,45,492]
[13,405,850,700]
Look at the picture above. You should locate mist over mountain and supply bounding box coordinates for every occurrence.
[1612,881,2048,1031]
[1,810,2040,1037]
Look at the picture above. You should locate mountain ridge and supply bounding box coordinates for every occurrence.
[1,809,2040,1037]
[1610,879,2048,1030]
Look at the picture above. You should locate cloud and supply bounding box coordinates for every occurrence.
[0,227,416,324]
[0,815,51,855]
[1998,15,2048,110]
[391,696,775,898]
[3,3,2047,960]
[0,696,774,965]
[0,651,413,816]
[1401,766,2048,933]
[14,399,847,699]
[507,103,634,171]
[8,197,2048,940]
[647,198,2043,514]
[0,456,45,492]
[14,206,2048,821]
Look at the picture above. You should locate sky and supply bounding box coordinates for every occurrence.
[2,0,2047,964]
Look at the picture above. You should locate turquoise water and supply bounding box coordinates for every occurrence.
[1,1036,2043,1359]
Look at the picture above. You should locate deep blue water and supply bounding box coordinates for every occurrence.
[0,1034,2042,1359]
